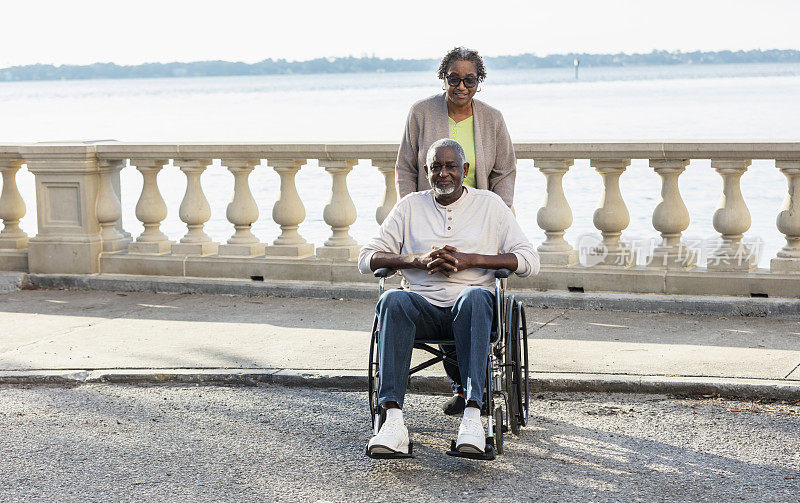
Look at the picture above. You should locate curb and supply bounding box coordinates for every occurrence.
[0,272,27,294]
[1,369,798,401]
[22,273,800,318]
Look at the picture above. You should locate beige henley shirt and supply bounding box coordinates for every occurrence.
[358,188,539,307]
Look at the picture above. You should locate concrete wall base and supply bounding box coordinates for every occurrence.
[0,250,28,272]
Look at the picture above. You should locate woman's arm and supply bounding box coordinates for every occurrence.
[395,107,421,198]
[487,112,517,207]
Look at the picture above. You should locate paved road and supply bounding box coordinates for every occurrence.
[1,384,798,502]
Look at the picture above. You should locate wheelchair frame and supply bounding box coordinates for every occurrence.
[367,267,529,460]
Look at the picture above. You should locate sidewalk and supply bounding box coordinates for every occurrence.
[1,287,799,399]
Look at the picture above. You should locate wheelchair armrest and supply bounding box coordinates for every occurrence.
[494,269,512,279]
[374,268,396,278]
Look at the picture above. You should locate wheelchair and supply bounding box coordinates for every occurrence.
[367,267,530,460]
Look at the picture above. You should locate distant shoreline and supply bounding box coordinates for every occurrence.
[2,49,799,83]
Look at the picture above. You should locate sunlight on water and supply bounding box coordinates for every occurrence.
[2,63,798,268]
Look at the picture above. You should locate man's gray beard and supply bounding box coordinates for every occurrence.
[433,185,456,196]
[433,182,459,196]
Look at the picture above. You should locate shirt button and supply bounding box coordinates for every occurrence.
[447,226,451,230]
[447,209,452,212]
[448,217,452,221]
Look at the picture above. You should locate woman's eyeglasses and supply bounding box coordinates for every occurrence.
[445,75,478,88]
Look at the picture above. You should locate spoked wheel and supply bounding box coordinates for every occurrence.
[493,405,504,455]
[368,315,382,429]
[504,296,521,435]
[519,304,531,427]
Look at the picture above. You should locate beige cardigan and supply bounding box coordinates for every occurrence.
[395,93,517,206]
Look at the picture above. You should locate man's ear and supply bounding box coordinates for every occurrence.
[463,162,470,178]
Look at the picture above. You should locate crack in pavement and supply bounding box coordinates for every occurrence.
[784,361,800,379]
[528,310,568,333]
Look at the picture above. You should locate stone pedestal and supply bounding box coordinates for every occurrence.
[21,144,102,274]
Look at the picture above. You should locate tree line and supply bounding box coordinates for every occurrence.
[1,49,798,82]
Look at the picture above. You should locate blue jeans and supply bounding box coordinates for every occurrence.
[375,287,494,409]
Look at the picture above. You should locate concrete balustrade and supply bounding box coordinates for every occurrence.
[0,141,799,298]
[172,158,218,256]
[316,159,360,260]
[129,159,172,254]
[708,160,755,272]
[590,159,634,267]
[96,159,127,252]
[0,153,28,271]
[374,160,397,225]
[772,160,800,273]
[534,159,577,266]
[649,159,693,270]
[267,158,314,258]
[219,159,264,257]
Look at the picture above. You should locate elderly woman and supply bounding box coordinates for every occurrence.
[395,47,518,416]
[396,46,516,206]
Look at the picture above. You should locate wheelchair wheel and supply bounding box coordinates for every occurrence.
[503,296,520,435]
[506,300,530,434]
[493,405,504,455]
[519,303,530,427]
[368,314,381,429]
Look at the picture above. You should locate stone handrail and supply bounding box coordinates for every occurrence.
[1,141,799,298]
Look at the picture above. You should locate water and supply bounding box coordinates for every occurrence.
[2,63,799,268]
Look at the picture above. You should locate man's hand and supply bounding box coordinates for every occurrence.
[370,248,517,277]
[417,245,476,278]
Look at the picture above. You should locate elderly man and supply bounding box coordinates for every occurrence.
[359,138,538,457]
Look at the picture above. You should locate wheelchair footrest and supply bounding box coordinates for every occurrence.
[445,439,496,461]
[365,441,414,459]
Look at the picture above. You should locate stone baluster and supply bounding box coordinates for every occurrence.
[218,159,265,257]
[266,159,314,258]
[96,159,127,252]
[648,159,694,269]
[707,160,755,271]
[771,160,800,273]
[316,159,360,260]
[374,161,397,225]
[109,162,131,243]
[0,159,28,250]
[128,159,173,254]
[171,158,218,256]
[534,159,577,266]
[589,159,634,267]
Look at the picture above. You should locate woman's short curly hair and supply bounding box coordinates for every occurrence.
[437,47,487,83]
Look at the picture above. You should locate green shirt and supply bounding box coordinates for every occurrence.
[448,115,476,188]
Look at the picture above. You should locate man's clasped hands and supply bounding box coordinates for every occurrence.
[415,245,476,277]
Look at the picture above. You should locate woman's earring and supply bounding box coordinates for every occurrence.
[477,86,482,92]
[442,83,446,90]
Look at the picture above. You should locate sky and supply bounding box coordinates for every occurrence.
[2,0,800,68]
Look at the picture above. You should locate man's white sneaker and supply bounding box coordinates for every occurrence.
[456,416,486,453]
[367,417,409,455]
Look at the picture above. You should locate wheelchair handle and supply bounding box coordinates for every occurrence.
[374,268,396,278]
[494,269,511,279]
